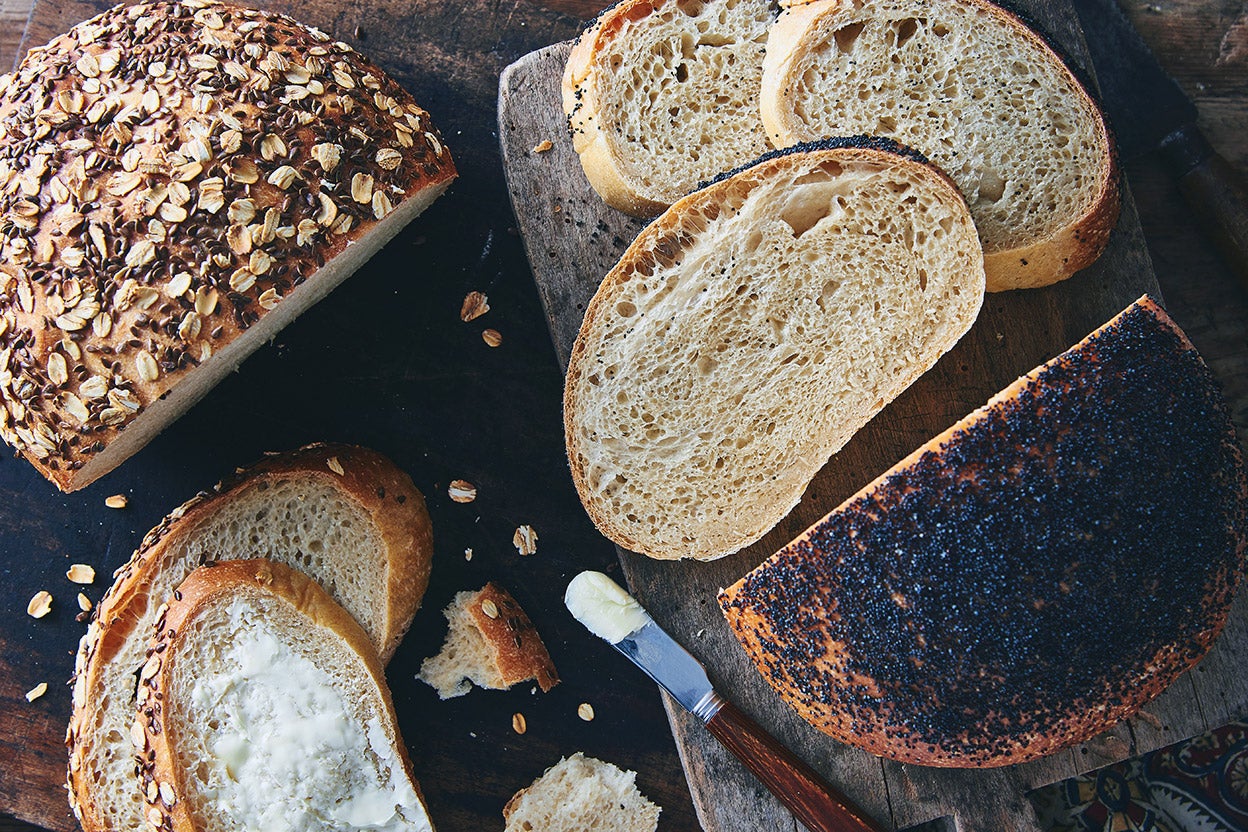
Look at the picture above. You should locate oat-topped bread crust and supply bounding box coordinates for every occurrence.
[67,443,433,832]
[720,297,1248,767]
[0,0,455,490]
[563,0,777,216]
[137,559,434,832]
[761,0,1118,291]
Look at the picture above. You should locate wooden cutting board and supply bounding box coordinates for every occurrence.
[497,3,1248,829]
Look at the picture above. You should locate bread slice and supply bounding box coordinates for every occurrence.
[720,296,1248,766]
[564,138,985,560]
[418,582,559,699]
[136,559,434,832]
[562,0,776,215]
[0,1,456,491]
[67,444,433,832]
[503,753,660,832]
[760,0,1119,291]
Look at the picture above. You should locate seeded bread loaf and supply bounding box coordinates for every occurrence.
[503,753,660,832]
[419,582,559,699]
[137,559,435,832]
[720,297,1248,766]
[564,138,984,560]
[0,0,455,491]
[562,0,776,215]
[760,0,1118,291]
[67,443,433,832]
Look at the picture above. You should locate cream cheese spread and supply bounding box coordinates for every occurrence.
[564,571,650,643]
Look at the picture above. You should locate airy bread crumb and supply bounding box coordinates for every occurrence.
[503,753,660,832]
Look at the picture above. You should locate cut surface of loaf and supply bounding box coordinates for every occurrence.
[720,296,1248,767]
[562,0,776,215]
[564,138,985,560]
[67,444,433,832]
[419,582,559,699]
[761,0,1118,291]
[0,0,455,491]
[503,752,660,832]
[138,560,434,832]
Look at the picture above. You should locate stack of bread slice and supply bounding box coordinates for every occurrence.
[67,444,436,832]
[563,0,1118,291]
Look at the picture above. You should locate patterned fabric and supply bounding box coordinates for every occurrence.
[1032,720,1248,832]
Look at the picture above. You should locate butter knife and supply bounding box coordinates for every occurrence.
[564,571,885,832]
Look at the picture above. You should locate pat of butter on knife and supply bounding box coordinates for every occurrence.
[563,570,650,644]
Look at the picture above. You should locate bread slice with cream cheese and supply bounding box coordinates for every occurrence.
[137,559,434,832]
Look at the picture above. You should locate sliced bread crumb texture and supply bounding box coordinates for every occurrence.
[67,444,432,832]
[762,0,1118,291]
[138,560,434,832]
[564,140,985,560]
[563,0,776,215]
[419,582,559,699]
[720,297,1248,766]
[503,753,661,832]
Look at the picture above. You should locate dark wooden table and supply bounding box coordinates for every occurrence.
[1,1,1246,831]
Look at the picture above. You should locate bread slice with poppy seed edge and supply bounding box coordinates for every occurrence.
[564,138,985,560]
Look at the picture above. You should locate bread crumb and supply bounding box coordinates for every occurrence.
[512,712,527,734]
[461,291,489,322]
[27,591,52,619]
[105,494,128,509]
[464,547,474,561]
[25,682,47,702]
[66,564,95,584]
[532,140,553,154]
[578,702,595,722]
[449,480,477,503]
[513,525,538,556]
[482,328,503,348]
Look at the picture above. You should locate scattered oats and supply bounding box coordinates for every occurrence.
[311,143,342,173]
[448,480,477,503]
[47,352,69,386]
[532,140,554,154]
[249,250,273,276]
[77,593,92,613]
[27,590,52,619]
[512,712,527,735]
[259,134,287,161]
[165,272,193,298]
[258,288,282,310]
[316,192,338,227]
[136,350,160,383]
[460,291,489,322]
[513,524,538,556]
[375,147,402,170]
[229,268,257,293]
[372,190,394,220]
[178,311,202,342]
[481,599,499,619]
[25,683,48,703]
[482,328,503,348]
[577,702,595,721]
[105,493,128,509]
[66,564,96,584]
[464,547,473,561]
[327,456,345,476]
[195,286,219,316]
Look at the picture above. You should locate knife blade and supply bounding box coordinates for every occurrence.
[564,571,886,832]
[1073,0,1248,283]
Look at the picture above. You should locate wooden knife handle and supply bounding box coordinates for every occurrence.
[705,699,887,832]
[1159,125,1248,289]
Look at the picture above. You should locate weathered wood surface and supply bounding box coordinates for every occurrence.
[497,0,1248,826]
[0,2,709,832]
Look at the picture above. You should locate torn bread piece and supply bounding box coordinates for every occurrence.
[419,582,559,698]
[504,753,660,832]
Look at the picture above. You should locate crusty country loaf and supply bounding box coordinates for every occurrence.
[419,582,559,699]
[720,296,1248,767]
[564,138,984,560]
[761,0,1118,291]
[67,444,433,832]
[562,0,776,215]
[503,753,660,832]
[0,0,455,491]
[137,559,435,832]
